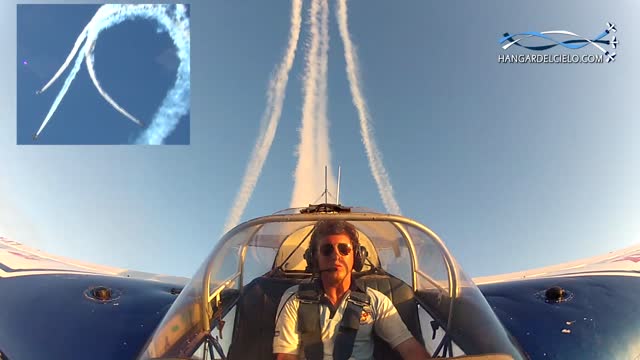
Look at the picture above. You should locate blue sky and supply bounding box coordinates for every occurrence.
[16,4,189,144]
[2,0,640,279]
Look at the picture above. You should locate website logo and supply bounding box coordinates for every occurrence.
[498,22,617,64]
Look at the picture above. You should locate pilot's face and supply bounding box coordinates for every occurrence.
[316,233,354,283]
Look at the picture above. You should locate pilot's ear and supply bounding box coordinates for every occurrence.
[303,247,315,272]
[353,245,367,272]
[360,245,368,261]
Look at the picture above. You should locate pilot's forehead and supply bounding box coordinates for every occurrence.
[318,233,351,244]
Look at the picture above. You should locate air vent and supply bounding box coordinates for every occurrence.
[84,286,121,302]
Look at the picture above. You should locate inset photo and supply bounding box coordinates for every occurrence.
[17,4,190,145]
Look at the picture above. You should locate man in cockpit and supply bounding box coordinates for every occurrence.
[273,220,431,360]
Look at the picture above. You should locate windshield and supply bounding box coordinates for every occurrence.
[138,212,524,359]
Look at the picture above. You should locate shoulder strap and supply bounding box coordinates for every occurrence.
[333,288,371,360]
[297,283,323,360]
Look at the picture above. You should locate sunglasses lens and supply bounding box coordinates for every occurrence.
[337,243,351,256]
[320,244,334,256]
[319,243,352,256]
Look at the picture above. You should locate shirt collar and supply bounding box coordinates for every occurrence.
[315,275,366,294]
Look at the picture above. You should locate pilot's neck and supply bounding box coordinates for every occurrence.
[320,275,351,306]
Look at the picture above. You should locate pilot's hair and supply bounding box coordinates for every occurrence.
[309,220,359,254]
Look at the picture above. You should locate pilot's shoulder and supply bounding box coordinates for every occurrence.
[364,287,392,304]
[282,284,301,301]
[276,284,301,315]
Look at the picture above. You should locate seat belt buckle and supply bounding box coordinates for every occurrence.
[347,292,370,307]
[347,297,369,307]
[298,296,320,304]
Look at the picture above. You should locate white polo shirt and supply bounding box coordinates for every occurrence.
[273,284,414,360]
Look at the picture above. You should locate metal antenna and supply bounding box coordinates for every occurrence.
[324,166,328,204]
[336,166,341,204]
[313,166,336,204]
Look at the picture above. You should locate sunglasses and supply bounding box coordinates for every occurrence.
[319,243,352,257]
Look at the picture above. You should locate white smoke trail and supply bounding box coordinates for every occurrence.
[34,4,190,144]
[84,40,143,127]
[223,0,302,232]
[315,0,336,201]
[291,0,321,206]
[336,0,401,214]
[36,22,94,95]
[291,0,336,207]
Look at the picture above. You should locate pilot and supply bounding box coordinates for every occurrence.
[273,220,431,360]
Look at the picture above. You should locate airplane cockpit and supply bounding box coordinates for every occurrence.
[138,204,527,359]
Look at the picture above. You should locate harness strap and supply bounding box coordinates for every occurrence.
[296,283,371,360]
[297,283,323,360]
[333,290,370,360]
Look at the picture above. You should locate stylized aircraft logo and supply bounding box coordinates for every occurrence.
[499,22,618,63]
